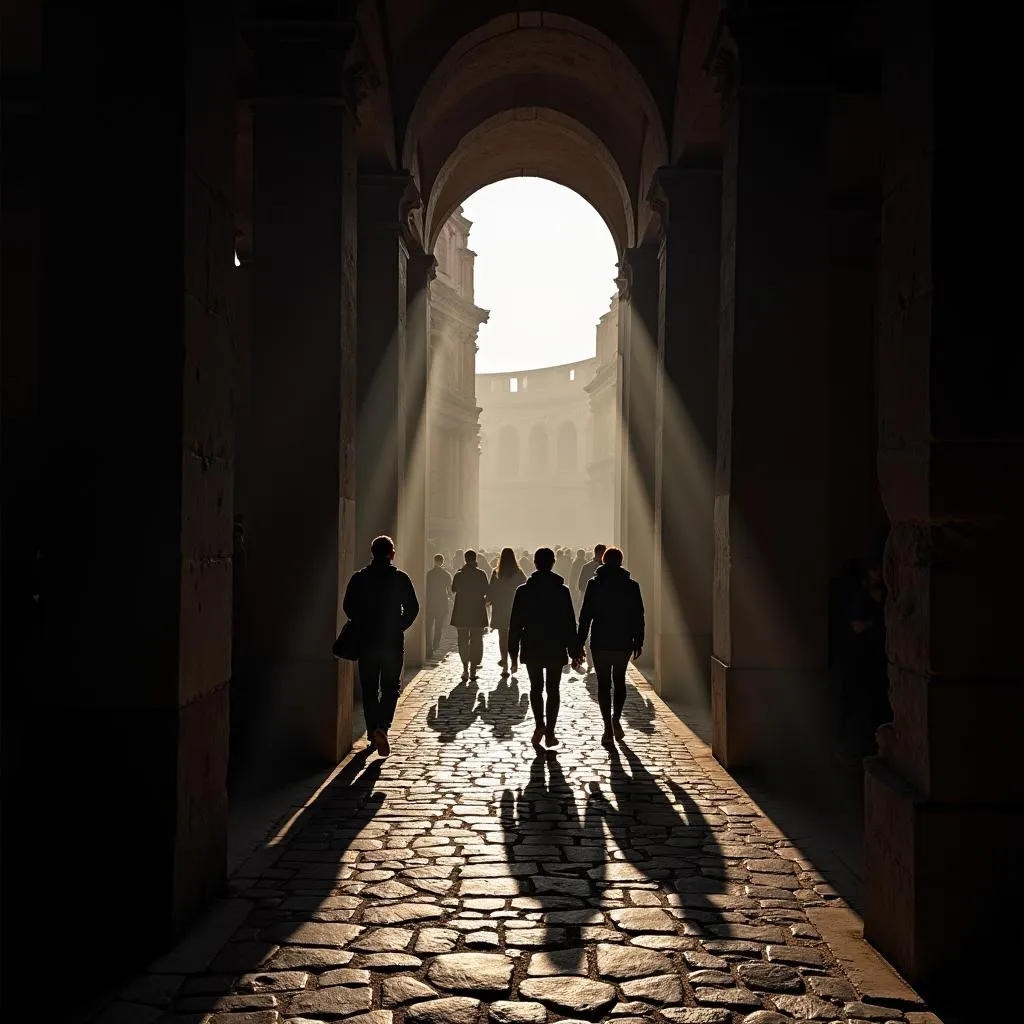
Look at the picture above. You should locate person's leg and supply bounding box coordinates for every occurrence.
[526,662,546,743]
[432,611,444,653]
[469,628,484,676]
[374,647,404,753]
[592,649,613,726]
[498,628,509,668]
[544,664,562,742]
[611,651,629,738]
[457,628,470,677]
[358,655,381,742]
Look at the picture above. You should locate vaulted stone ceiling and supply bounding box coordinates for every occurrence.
[350,1,724,254]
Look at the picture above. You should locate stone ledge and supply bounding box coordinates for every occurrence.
[807,906,928,1012]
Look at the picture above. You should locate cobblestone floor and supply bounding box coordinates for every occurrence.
[100,631,936,1024]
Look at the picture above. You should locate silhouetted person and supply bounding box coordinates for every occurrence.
[451,549,489,680]
[555,546,573,583]
[575,543,607,597]
[487,546,527,675]
[425,553,452,658]
[576,546,645,748]
[571,547,587,608]
[574,543,607,668]
[342,534,419,757]
[509,547,578,748]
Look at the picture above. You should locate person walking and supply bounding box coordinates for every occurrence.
[555,546,573,582]
[342,534,420,756]
[487,546,527,675]
[508,547,579,748]
[576,543,607,594]
[576,546,644,748]
[574,543,607,668]
[570,547,588,608]
[425,553,453,658]
[451,549,490,680]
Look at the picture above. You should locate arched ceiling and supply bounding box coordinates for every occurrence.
[426,109,634,254]
[399,14,670,257]
[384,4,682,134]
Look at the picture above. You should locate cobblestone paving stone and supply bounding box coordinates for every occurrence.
[100,630,932,1024]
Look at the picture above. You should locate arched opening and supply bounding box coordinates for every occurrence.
[467,176,618,551]
[557,420,578,474]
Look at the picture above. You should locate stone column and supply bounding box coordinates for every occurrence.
[244,28,357,781]
[468,423,482,549]
[711,14,830,772]
[652,165,721,704]
[403,251,435,665]
[619,244,660,667]
[2,1,234,1001]
[827,196,885,578]
[356,174,410,556]
[864,4,1023,995]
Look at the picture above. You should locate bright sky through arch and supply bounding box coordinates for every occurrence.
[461,177,619,374]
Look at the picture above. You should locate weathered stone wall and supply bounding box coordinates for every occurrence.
[864,2,1023,997]
[2,0,236,1005]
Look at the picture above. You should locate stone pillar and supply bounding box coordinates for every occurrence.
[356,174,410,556]
[403,251,435,666]
[864,4,1023,998]
[711,16,830,772]
[652,165,721,704]
[2,1,234,1004]
[244,31,357,782]
[468,424,482,549]
[619,244,659,667]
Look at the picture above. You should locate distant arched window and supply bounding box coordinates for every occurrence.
[497,425,520,476]
[528,424,549,476]
[556,421,578,474]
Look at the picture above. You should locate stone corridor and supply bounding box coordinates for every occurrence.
[99,633,938,1024]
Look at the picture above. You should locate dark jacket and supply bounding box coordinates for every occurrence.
[576,557,602,593]
[577,564,645,653]
[426,565,453,608]
[451,564,490,628]
[342,559,419,651]
[508,570,578,666]
[487,568,527,630]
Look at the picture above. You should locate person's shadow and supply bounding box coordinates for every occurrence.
[499,750,608,973]
[597,741,731,932]
[476,675,530,739]
[426,678,479,742]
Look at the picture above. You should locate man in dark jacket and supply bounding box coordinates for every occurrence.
[576,546,644,747]
[451,549,490,681]
[508,547,579,748]
[425,553,452,658]
[342,535,419,756]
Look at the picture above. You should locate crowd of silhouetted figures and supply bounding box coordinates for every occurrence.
[344,538,641,756]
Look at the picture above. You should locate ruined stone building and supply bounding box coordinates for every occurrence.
[427,209,488,555]
[1,2,1018,1019]
[478,356,605,551]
